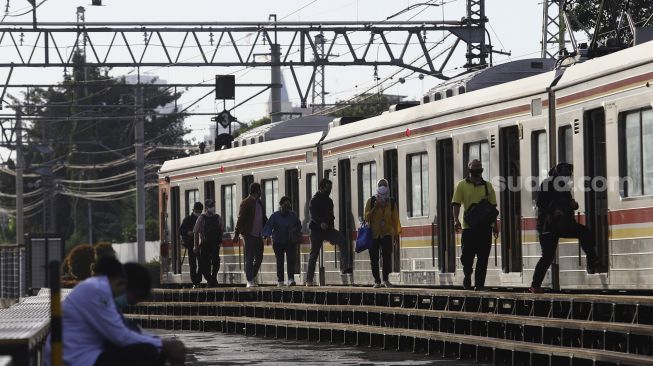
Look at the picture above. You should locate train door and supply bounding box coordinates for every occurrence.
[285,169,301,273]
[436,139,456,272]
[583,108,609,272]
[499,126,523,272]
[383,149,401,272]
[242,175,254,199]
[170,186,181,274]
[338,159,353,269]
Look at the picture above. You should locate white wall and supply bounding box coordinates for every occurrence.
[112,241,160,263]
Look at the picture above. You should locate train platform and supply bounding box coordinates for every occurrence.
[124,285,653,366]
[0,289,70,366]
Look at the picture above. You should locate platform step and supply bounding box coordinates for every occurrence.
[125,314,653,366]
[127,301,653,357]
[150,287,653,325]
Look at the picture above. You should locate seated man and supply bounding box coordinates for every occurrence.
[45,256,185,366]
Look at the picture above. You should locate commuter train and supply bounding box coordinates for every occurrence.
[158,40,653,290]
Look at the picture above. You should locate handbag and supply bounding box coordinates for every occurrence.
[355,222,374,253]
[464,182,499,229]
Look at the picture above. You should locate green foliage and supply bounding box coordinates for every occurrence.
[329,94,392,119]
[66,244,95,280]
[146,217,159,241]
[567,0,653,46]
[233,116,271,138]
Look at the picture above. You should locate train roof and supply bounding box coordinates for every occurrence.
[555,39,653,88]
[159,131,323,176]
[323,70,556,144]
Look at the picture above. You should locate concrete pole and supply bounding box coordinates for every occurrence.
[135,85,146,263]
[87,202,93,245]
[15,111,24,247]
[270,44,282,122]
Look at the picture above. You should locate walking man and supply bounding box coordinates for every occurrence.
[233,182,268,288]
[180,201,203,287]
[364,179,401,288]
[193,199,223,287]
[452,159,499,291]
[529,163,599,293]
[305,178,353,286]
[262,196,302,286]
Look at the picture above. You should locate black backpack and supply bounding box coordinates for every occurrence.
[203,214,223,245]
[463,182,499,229]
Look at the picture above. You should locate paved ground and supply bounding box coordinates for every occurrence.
[152,330,487,365]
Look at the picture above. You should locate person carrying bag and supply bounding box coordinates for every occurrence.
[363,179,402,288]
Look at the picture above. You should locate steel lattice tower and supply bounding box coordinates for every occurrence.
[541,0,565,59]
[311,33,326,113]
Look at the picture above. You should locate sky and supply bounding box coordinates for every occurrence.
[0,0,549,145]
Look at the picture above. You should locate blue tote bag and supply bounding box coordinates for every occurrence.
[355,223,374,253]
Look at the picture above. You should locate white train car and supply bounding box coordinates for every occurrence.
[159,40,653,289]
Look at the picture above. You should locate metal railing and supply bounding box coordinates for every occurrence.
[0,245,26,300]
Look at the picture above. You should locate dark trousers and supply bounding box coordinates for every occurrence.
[460,226,492,288]
[199,244,220,286]
[186,245,201,285]
[306,228,351,282]
[369,235,393,283]
[273,242,296,282]
[95,343,164,366]
[244,235,264,282]
[531,222,597,288]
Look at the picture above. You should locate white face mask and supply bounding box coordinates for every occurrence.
[207,207,216,214]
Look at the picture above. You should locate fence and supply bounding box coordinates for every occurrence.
[0,245,26,300]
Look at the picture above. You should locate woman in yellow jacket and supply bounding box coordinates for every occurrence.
[364,179,402,288]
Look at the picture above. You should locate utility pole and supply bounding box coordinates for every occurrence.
[541,0,565,59]
[270,43,282,122]
[135,83,145,263]
[15,110,23,247]
[311,34,326,113]
[87,202,93,245]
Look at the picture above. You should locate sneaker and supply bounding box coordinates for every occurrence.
[347,273,354,285]
[288,280,296,287]
[528,286,545,294]
[246,281,257,288]
[372,282,382,288]
[474,286,485,292]
[463,277,472,290]
[277,281,285,287]
[304,280,316,287]
[381,280,393,288]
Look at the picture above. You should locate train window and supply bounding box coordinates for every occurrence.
[307,173,317,199]
[204,180,215,202]
[458,86,466,94]
[407,152,429,217]
[221,184,237,232]
[620,108,653,197]
[446,89,453,98]
[558,126,573,164]
[433,93,442,101]
[358,161,377,218]
[532,130,548,197]
[185,189,200,216]
[262,179,279,217]
[463,140,490,181]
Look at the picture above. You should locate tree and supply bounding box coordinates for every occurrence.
[233,116,271,138]
[7,51,190,247]
[329,94,393,119]
[566,0,653,47]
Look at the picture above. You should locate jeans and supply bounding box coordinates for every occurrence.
[369,235,393,283]
[460,226,492,288]
[244,235,264,282]
[273,242,296,283]
[306,228,351,282]
[95,343,164,366]
[199,244,220,286]
[531,221,597,288]
[186,245,201,285]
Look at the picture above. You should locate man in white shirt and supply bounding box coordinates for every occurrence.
[45,256,185,366]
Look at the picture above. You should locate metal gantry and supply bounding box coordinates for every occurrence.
[541,0,564,59]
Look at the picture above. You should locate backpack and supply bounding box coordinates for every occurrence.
[463,182,499,229]
[202,214,222,246]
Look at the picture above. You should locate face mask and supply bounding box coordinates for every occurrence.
[207,207,216,214]
[469,169,483,178]
[193,211,200,217]
[114,294,128,309]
